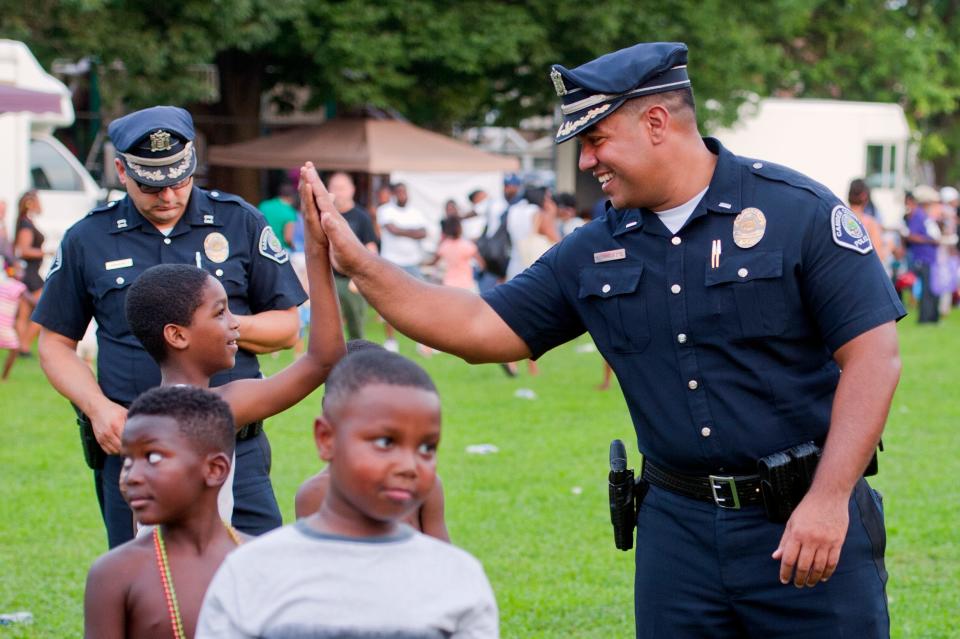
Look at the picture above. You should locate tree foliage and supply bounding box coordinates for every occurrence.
[4,1,960,179]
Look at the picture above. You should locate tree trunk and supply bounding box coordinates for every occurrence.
[191,49,263,204]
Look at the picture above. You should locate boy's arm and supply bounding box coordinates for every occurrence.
[420,476,451,542]
[218,164,346,427]
[294,471,328,519]
[83,554,128,639]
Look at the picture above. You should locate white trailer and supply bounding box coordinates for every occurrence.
[711,97,911,228]
[0,39,104,255]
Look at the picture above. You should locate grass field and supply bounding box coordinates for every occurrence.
[0,313,957,638]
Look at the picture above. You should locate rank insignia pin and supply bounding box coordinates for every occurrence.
[733,207,766,249]
[551,68,568,97]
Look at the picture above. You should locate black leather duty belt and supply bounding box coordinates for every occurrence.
[641,460,764,509]
[236,420,263,441]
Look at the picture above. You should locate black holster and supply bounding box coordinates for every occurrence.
[73,403,106,470]
[608,439,648,551]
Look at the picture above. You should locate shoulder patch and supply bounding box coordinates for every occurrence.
[831,205,873,254]
[258,226,289,264]
[46,242,64,277]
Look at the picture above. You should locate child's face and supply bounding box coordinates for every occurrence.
[119,415,209,525]
[319,383,441,530]
[185,277,240,373]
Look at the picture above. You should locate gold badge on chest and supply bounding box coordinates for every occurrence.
[733,207,766,249]
[203,232,229,263]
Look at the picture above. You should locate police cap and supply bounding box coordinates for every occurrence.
[108,106,197,188]
[551,42,691,143]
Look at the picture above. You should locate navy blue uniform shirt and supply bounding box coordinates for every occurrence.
[484,139,905,474]
[34,186,307,405]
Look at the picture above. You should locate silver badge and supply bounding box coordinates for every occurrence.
[149,130,172,152]
[551,68,568,96]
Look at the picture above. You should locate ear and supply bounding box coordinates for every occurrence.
[115,158,127,185]
[203,451,232,488]
[163,323,190,353]
[314,416,335,462]
[644,104,670,145]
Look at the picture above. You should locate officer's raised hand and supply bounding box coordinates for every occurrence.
[302,166,369,276]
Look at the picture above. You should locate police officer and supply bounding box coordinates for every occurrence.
[310,42,904,638]
[34,106,306,548]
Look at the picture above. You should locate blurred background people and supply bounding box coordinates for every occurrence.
[14,190,45,356]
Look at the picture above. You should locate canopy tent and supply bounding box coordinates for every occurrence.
[206,117,520,173]
[0,85,66,117]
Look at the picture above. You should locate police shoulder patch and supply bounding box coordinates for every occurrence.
[830,205,873,254]
[47,243,64,277]
[258,226,289,264]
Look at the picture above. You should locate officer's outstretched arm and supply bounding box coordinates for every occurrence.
[307,169,530,364]
[38,328,127,454]
[233,307,299,353]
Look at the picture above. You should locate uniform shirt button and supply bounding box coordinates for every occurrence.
[215,268,224,277]
[211,190,220,197]
[687,379,699,390]
[738,267,748,278]
[670,284,681,294]
[163,237,172,245]
[753,162,763,169]
[601,283,611,294]
[701,427,711,437]
[115,276,124,285]
[671,236,682,246]
[677,333,687,344]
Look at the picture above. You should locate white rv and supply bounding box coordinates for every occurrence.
[0,39,104,255]
[712,97,912,228]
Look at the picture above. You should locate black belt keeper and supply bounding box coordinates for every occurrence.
[236,420,264,441]
[641,460,764,509]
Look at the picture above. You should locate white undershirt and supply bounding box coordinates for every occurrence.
[654,186,709,234]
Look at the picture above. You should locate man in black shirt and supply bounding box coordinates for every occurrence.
[328,172,378,339]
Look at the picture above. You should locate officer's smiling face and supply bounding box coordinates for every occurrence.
[578,107,662,210]
[115,159,193,230]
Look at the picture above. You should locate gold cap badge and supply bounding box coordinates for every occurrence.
[149,130,173,153]
[733,207,766,249]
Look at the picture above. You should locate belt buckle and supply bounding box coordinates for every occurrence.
[709,475,741,509]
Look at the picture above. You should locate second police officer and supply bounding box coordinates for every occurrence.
[312,42,904,638]
[34,106,306,548]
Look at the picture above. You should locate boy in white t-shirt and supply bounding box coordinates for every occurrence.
[197,347,498,639]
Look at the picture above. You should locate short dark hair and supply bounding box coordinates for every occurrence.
[126,264,211,363]
[440,216,462,238]
[346,338,384,355]
[468,189,485,203]
[525,186,548,208]
[623,87,696,118]
[323,349,437,411]
[554,192,576,209]
[849,178,870,204]
[128,385,235,455]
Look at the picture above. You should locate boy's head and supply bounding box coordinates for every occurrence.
[316,349,440,531]
[121,386,235,524]
[440,216,462,239]
[126,264,239,371]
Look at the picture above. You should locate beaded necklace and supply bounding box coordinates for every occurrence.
[154,522,242,639]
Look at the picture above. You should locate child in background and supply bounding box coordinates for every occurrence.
[0,258,26,379]
[123,164,345,526]
[427,217,484,293]
[197,348,498,638]
[84,386,242,639]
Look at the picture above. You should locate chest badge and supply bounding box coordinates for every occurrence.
[204,232,230,264]
[733,207,766,249]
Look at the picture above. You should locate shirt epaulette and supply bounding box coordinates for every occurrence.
[745,158,838,203]
[86,200,121,217]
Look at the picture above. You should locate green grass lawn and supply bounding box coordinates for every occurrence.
[0,313,957,638]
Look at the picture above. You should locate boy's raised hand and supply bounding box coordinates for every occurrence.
[298,162,331,252]
[301,163,370,276]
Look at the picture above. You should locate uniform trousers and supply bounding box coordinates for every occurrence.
[634,479,888,638]
[95,430,282,548]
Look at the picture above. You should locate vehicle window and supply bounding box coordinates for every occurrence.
[30,138,82,191]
